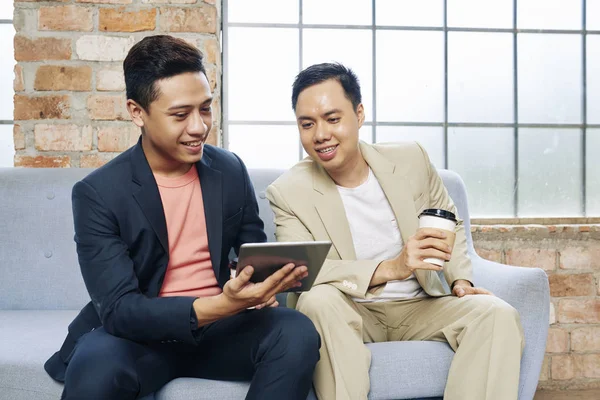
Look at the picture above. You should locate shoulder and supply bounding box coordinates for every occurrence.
[370,141,428,165]
[268,158,314,195]
[79,147,134,192]
[203,144,245,172]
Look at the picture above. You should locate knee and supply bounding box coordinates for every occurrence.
[64,333,138,399]
[297,284,347,319]
[477,297,524,348]
[269,309,321,369]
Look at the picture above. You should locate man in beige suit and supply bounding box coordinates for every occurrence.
[266,63,524,400]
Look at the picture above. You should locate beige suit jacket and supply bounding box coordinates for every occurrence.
[266,141,473,308]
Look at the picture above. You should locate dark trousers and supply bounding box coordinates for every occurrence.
[61,307,320,400]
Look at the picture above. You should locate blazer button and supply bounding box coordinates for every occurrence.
[44,250,53,258]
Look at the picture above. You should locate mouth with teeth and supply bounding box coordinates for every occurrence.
[181,140,203,147]
[316,145,338,154]
[315,144,339,162]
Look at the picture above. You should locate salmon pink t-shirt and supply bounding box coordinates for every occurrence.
[154,166,222,298]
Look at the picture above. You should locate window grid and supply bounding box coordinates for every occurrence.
[223,0,597,217]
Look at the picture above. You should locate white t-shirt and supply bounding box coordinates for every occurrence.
[337,169,426,302]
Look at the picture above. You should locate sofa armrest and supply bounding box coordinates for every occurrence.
[471,255,550,400]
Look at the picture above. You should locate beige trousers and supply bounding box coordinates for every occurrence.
[297,285,524,400]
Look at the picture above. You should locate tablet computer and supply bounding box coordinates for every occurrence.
[235,241,332,292]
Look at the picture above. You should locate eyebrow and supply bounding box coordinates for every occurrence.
[297,108,342,121]
[167,97,213,111]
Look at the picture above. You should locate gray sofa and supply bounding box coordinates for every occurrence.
[0,167,549,400]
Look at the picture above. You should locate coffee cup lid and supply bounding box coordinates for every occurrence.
[419,208,457,222]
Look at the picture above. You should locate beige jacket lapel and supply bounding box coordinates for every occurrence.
[312,163,356,260]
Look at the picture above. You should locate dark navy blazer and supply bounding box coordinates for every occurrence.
[45,140,266,381]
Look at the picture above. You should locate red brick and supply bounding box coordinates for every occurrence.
[579,225,592,232]
[87,95,130,120]
[97,125,140,151]
[34,124,92,151]
[39,5,93,31]
[13,125,25,150]
[15,155,71,168]
[160,6,217,33]
[549,274,595,297]
[14,36,72,61]
[34,65,92,91]
[475,248,502,263]
[557,299,600,323]
[546,328,569,353]
[551,355,583,380]
[559,246,600,270]
[80,154,115,168]
[583,354,600,378]
[571,327,600,352]
[14,65,24,92]
[100,8,156,32]
[505,248,556,271]
[14,95,70,120]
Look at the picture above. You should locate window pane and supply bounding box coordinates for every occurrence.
[303,0,371,26]
[303,29,373,121]
[0,3,12,20]
[448,32,513,123]
[448,128,514,217]
[376,0,443,27]
[447,0,513,29]
[375,126,445,168]
[228,28,298,121]
[0,124,14,168]
[0,24,15,121]
[588,0,600,30]
[377,31,444,122]
[518,0,582,30]
[518,34,582,123]
[518,128,582,217]
[587,35,600,124]
[228,125,299,169]
[228,0,298,24]
[587,129,600,216]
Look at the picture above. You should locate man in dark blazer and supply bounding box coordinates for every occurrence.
[44,35,320,400]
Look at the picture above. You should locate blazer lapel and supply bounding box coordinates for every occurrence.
[196,153,223,284]
[313,164,356,260]
[130,141,169,253]
[360,142,434,290]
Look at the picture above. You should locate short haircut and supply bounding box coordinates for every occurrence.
[123,35,206,111]
[291,63,362,112]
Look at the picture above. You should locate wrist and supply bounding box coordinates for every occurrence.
[216,292,244,315]
[452,279,472,289]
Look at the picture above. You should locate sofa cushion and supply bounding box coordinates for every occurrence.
[0,310,77,400]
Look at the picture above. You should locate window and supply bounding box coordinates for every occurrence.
[224,0,600,218]
[0,5,15,167]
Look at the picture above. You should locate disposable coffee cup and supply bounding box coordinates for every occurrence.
[418,209,457,267]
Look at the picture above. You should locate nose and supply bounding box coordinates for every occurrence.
[187,110,208,136]
[313,122,331,143]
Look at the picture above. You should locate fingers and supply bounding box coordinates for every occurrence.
[453,286,494,297]
[419,248,451,262]
[228,265,254,292]
[255,296,278,309]
[271,265,308,295]
[415,228,448,241]
[262,263,296,288]
[419,237,452,254]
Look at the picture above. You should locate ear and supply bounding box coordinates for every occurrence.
[356,103,365,128]
[127,99,146,128]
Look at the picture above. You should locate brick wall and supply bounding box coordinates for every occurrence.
[13,0,221,168]
[474,225,600,391]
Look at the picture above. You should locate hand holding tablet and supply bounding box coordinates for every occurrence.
[235,241,332,293]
